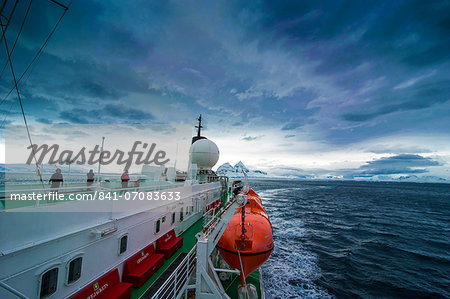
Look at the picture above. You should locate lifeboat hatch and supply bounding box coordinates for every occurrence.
[235,239,253,250]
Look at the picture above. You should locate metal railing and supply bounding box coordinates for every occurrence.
[202,198,236,238]
[150,245,197,299]
[203,206,215,227]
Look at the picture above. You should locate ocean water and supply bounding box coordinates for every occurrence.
[252,180,450,299]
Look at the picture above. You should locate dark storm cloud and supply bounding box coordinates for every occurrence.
[59,109,92,124]
[281,123,301,131]
[357,154,441,175]
[1,0,448,157]
[36,118,53,124]
[255,0,450,71]
[242,0,450,140]
[342,80,450,122]
[241,135,264,142]
[80,81,121,100]
[365,154,441,167]
[103,104,154,121]
[59,104,154,124]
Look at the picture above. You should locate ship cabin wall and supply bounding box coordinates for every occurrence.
[0,182,222,299]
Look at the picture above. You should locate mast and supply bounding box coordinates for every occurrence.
[97,136,105,185]
[191,114,207,144]
[196,114,202,137]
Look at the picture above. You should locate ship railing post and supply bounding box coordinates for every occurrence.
[174,270,177,298]
[0,281,28,299]
[186,253,190,290]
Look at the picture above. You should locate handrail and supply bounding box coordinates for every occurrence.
[0,281,28,299]
[202,199,236,238]
[149,245,197,299]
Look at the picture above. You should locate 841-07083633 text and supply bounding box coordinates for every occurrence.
[100,191,181,201]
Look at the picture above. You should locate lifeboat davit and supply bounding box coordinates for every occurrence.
[217,189,273,284]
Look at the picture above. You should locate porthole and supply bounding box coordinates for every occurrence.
[67,257,82,284]
[40,268,58,298]
[155,219,161,233]
[119,235,128,254]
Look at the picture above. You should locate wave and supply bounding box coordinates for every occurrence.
[259,189,333,298]
[251,180,450,298]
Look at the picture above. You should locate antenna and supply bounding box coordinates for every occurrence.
[97,137,105,185]
[191,114,206,144]
[195,114,202,137]
[174,143,178,170]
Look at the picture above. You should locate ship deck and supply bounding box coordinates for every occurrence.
[131,218,203,299]
[130,215,263,299]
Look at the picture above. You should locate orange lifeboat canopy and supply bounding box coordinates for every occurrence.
[218,189,273,285]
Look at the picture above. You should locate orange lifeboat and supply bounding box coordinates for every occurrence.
[217,189,273,284]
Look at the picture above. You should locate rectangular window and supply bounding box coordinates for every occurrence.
[67,257,82,284]
[156,219,161,233]
[40,268,58,298]
[162,216,166,223]
[180,208,184,221]
[172,212,175,224]
[119,235,128,254]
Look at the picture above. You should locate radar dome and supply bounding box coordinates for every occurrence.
[189,139,219,170]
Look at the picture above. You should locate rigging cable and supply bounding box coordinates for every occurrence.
[0,0,70,110]
[0,0,18,44]
[0,0,8,17]
[0,0,71,191]
[1,16,47,190]
[0,0,33,81]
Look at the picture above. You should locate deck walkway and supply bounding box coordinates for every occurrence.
[131,218,203,299]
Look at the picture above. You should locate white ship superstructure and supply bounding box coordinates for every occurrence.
[0,117,225,298]
[1,117,269,299]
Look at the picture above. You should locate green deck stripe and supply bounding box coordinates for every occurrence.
[221,270,262,299]
[131,193,263,299]
[130,218,204,299]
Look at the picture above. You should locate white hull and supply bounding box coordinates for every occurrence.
[0,182,222,299]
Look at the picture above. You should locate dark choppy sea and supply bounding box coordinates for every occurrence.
[251,180,450,299]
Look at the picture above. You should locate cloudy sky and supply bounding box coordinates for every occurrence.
[0,0,449,180]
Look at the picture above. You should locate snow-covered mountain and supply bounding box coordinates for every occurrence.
[216,161,267,178]
[214,162,449,183]
[233,161,249,173]
[216,162,234,174]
